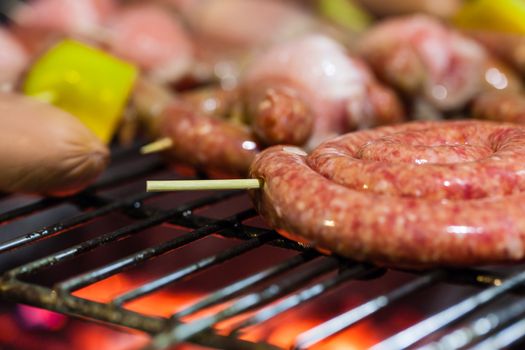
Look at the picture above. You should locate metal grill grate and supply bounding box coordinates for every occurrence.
[0,144,525,350]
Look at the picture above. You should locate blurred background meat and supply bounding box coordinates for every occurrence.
[355,0,462,19]
[105,3,194,84]
[242,34,404,149]
[359,15,522,116]
[0,27,28,90]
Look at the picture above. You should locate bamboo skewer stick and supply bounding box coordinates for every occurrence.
[147,179,263,192]
[140,137,173,154]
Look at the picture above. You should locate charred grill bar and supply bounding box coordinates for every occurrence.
[0,146,524,350]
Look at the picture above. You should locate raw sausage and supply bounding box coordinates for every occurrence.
[242,34,404,149]
[0,93,109,196]
[250,120,525,266]
[160,101,259,176]
[472,91,525,124]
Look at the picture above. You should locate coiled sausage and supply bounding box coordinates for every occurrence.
[250,120,525,266]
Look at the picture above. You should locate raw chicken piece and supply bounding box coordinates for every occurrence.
[242,34,404,148]
[359,15,521,112]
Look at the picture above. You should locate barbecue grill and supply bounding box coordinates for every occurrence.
[0,143,524,350]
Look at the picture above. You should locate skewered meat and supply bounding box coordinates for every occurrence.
[242,34,404,148]
[0,93,109,196]
[0,28,29,90]
[140,35,403,175]
[359,15,521,112]
[160,101,259,176]
[133,79,257,175]
[250,120,525,266]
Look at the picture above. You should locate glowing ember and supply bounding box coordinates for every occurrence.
[17,305,67,331]
[72,273,383,350]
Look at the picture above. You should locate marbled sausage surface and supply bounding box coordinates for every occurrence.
[250,120,525,266]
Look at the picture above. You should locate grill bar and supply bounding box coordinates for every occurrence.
[147,257,338,349]
[0,197,63,225]
[1,280,280,350]
[172,249,320,319]
[293,270,446,350]
[56,209,258,293]
[6,191,241,278]
[421,297,525,350]
[470,318,525,350]
[1,143,525,350]
[230,264,378,335]
[372,270,525,350]
[112,229,276,306]
[0,191,156,254]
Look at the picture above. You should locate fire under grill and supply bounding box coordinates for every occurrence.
[1,145,525,350]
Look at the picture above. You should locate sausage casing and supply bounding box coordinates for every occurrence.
[160,100,259,176]
[250,120,525,266]
[0,93,109,196]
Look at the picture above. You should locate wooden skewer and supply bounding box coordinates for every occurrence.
[147,179,263,192]
[140,137,174,154]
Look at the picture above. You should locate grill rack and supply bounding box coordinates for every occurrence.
[0,144,524,350]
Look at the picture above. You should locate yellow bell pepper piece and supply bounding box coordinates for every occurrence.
[23,40,138,143]
[316,0,371,32]
[455,0,525,35]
